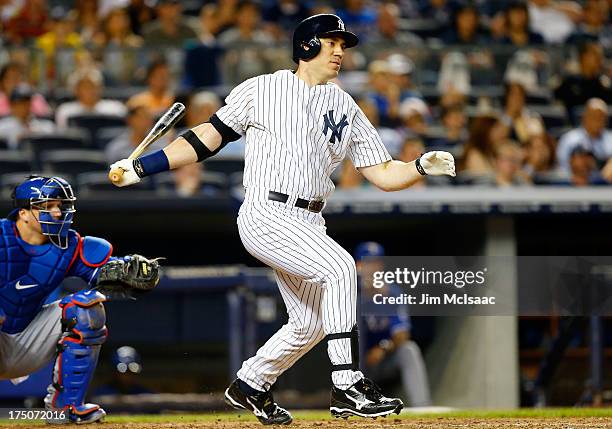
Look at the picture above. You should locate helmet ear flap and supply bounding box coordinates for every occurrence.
[300,36,321,61]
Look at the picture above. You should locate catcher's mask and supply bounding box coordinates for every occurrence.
[9,176,76,249]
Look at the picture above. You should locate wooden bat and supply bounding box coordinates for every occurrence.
[108,102,186,184]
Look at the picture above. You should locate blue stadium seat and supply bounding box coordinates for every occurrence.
[529,105,569,129]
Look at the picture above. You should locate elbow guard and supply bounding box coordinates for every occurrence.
[180,114,241,162]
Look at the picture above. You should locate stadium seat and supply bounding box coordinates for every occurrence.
[529,105,569,129]
[0,137,9,150]
[0,151,32,174]
[97,126,126,149]
[40,149,107,176]
[203,158,245,178]
[155,170,228,197]
[75,171,153,197]
[20,131,90,170]
[67,114,126,149]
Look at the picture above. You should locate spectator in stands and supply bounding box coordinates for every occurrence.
[356,242,431,407]
[417,0,454,30]
[567,0,611,48]
[0,62,49,117]
[499,82,545,145]
[398,137,428,188]
[399,97,429,138]
[127,58,175,116]
[35,6,82,58]
[556,98,612,179]
[442,2,490,45]
[462,114,507,175]
[493,140,530,186]
[524,132,558,180]
[198,4,221,45]
[337,98,403,189]
[364,60,400,127]
[5,0,48,45]
[430,103,468,147]
[75,0,99,45]
[262,0,310,40]
[105,105,166,162]
[499,1,545,46]
[0,84,54,150]
[369,3,423,46]
[55,69,127,128]
[173,163,205,197]
[142,0,198,47]
[185,91,221,129]
[126,0,156,36]
[437,52,471,99]
[528,0,581,44]
[568,146,607,186]
[387,54,422,101]
[554,42,612,125]
[218,1,273,45]
[96,6,144,48]
[335,0,377,41]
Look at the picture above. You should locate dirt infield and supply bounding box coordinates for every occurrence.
[4,417,611,429]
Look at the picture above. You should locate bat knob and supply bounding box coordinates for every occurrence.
[108,167,125,185]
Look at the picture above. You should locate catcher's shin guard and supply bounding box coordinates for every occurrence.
[45,290,107,424]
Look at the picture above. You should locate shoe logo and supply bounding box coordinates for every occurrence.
[346,392,374,410]
[246,398,268,419]
[15,280,39,290]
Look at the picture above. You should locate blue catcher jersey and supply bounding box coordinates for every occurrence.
[0,219,111,334]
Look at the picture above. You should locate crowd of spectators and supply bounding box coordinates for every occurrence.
[0,0,611,195]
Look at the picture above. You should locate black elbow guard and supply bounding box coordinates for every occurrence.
[180,114,241,162]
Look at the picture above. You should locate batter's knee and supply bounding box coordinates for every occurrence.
[60,290,107,345]
[287,321,325,347]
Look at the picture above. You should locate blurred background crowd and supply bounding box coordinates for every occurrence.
[0,0,611,195]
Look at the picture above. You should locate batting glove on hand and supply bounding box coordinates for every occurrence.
[109,158,141,187]
[418,151,456,177]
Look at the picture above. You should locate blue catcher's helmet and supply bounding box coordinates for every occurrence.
[112,346,142,374]
[8,176,76,249]
[354,242,385,262]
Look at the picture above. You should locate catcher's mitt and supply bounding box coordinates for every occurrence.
[96,254,162,299]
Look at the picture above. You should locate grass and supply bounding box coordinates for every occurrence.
[2,408,611,425]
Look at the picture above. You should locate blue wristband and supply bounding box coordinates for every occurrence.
[134,150,170,178]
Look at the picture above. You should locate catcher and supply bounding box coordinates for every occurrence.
[0,176,160,424]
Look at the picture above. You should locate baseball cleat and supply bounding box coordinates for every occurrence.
[330,377,403,419]
[224,379,293,425]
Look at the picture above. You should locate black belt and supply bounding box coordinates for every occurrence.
[268,191,325,213]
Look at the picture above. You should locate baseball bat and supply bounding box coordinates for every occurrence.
[108,102,186,184]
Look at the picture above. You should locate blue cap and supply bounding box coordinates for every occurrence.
[354,242,385,261]
[112,346,142,374]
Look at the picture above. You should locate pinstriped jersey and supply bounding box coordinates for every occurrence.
[216,70,391,199]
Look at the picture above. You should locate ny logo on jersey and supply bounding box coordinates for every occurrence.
[322,110,349,144]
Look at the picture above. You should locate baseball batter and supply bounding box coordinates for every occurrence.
[110,14,455,424]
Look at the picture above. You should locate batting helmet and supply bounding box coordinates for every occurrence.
[8,176,76,249]
[292,14,359,64]
[354,242,385,261]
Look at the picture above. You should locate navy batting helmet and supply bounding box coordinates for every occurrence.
[292,14,359,64]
